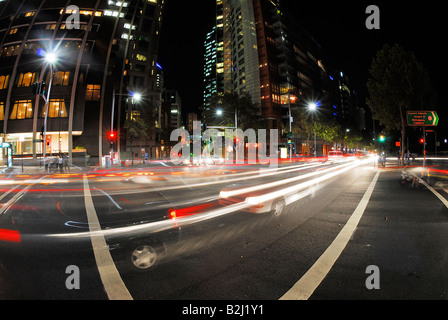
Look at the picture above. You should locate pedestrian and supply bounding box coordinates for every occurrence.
[377,154,383,167]
[58,155,63,172]
[63,153,69,171]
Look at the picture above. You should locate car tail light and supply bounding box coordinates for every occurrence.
[168,209,176,220]
[0,229,21,243]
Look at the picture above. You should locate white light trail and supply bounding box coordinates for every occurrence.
[44,159,370,240]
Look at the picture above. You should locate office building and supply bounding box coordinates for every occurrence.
[204,0,330,131]
[0,0,165,164]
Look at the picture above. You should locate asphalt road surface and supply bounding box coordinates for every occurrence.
[1,157,448,301]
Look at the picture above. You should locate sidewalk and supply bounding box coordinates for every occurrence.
[1,159,170,175]
[1,165,88,175]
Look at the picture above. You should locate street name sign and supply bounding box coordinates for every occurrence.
[407,111,439,127]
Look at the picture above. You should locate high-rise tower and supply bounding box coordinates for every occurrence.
[204,0,330,130]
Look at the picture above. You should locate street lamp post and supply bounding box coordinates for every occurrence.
[308,102,319,158]
[216,108,238,129]
[111,91,142,163]
[42,52,57,165]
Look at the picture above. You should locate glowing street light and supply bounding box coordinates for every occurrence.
[132,92,142,103]
[45,52,57,64]
[308,102,318,111]
[216,108,237,129]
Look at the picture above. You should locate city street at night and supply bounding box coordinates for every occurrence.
[0,0,447,307]
[1,157,448,301]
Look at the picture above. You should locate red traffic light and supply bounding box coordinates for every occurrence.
[108,131,117,141]
[420,138,424,144]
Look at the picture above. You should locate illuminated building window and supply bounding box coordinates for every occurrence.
[60,8,77,14]
[108,0,129,6]
[136,54,147,61]
[51,71,70,86]
[130,110,141,120]
[9,28,18,34]
[10,100,33,120]
[1,44,20,57]
[24,11,36,17]
[0,102,4,121]
[17,72,36,87]
[42,99,67,118]
[0,75,9,89]
[86,84,101,101]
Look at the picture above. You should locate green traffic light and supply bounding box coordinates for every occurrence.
[379,135,385,142]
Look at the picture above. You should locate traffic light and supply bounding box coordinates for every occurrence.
[32,82,46,96]
[108,131,117,149]
[420,138,425,144]
[379,135,386,142]
[32,83,38,95]
[40,82,46,96]
[108,130,117,141]
[287,139,292,145]
[32,83,41,96]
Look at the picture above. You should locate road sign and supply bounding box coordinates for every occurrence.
[407,111,439,127]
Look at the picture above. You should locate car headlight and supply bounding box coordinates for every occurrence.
[219,191,230,199]
[245,197,261,205]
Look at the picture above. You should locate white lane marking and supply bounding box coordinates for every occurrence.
[83,175,133,300]
[280,171,380,300]
[0,176,47,215]
[413,175,448,209]
[0,184,20,202]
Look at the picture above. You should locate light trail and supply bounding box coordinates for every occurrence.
[123,162,329,194]
[220,159,359,199]
[43,158,370,241]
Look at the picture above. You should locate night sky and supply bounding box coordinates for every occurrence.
[158,1,446,136]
